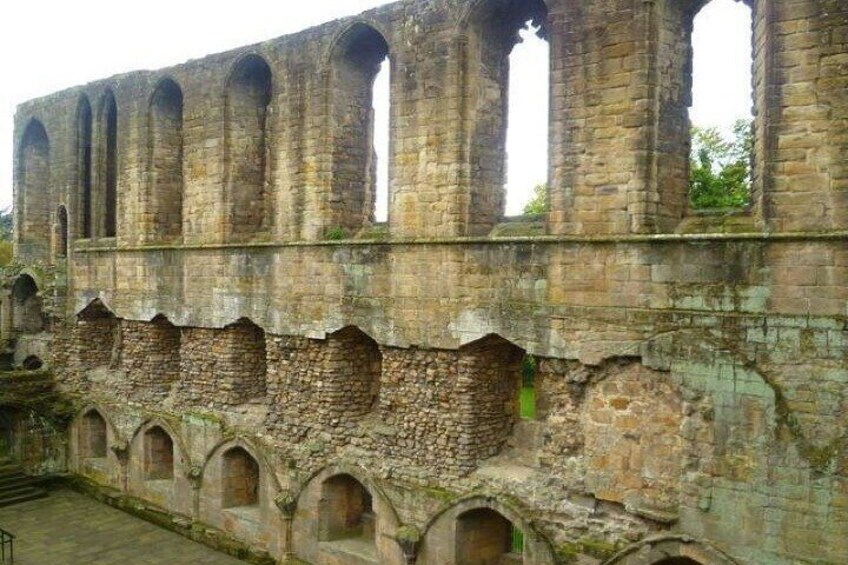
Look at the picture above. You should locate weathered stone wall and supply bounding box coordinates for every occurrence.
[9,0,848,563]
[118,318,180,403]
[175,320,266,409]
[14,0,845,255]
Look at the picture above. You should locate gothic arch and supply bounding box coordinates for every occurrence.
[417,493,556,565]
[224,53,273,240]
[325,22,391,235]
[96,89,118,238]
[129,417,191,472]
[76,94,93,238]
[198,436,282,493]
[17,118,51,252]
[147,77,184,241]
[603,536,741,565]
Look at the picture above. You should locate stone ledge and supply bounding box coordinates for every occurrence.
[70,229,848,254]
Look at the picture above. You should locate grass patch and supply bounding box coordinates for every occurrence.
[520,386,536,420]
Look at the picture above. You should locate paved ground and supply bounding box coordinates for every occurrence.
[0,490,248,564]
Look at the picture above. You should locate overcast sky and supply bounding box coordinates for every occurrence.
[0,0,751,216]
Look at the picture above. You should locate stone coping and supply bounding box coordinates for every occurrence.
[71,230,848,254]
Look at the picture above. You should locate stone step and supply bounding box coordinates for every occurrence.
[0,475,33,490]
[0,461,48,507]
[0,487,47,508]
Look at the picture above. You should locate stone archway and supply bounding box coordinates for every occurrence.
[603,536,740,565]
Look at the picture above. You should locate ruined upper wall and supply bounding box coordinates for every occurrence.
[13,0,847,262]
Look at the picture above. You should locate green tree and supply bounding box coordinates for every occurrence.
[689,119,752,209]
[522,183,549,216]
[0,208,12,266]
[0,208,11,241]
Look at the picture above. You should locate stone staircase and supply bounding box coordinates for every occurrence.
[0,458,47,508]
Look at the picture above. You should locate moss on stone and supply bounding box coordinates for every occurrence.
[556,538,621,563]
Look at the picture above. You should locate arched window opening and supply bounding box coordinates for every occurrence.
[57,205,68,258]
[519,355,537,421]
[373,58,390,224]
[149,79,184,241]
[17,120,51,248]
[98,91,118,238]
[319,475,376,546]
[225,55,272,240]
[11,274,43,335]
[330,24,390,235]
[81,410,107,459]
[144,426,174,480]
[77,96,93,238]
[222,447,259,508]
[456,508,523,565]
[505,20,549,217]
[689,0,753,210]
[464,0,549,232]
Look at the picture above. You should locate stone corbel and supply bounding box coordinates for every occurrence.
[110,439,129,463]
[395,525,422,565]
[274,490,298,518]
[186,465,204,490]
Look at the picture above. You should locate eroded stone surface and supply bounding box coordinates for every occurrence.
[5,0,848,564]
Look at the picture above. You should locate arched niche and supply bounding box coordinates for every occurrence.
[148,78,184,241]
[77,95,93,238]
[17,119,51,253]
[96,90,118,238]
[225,54,272,240]
[417,495,556,565]
[292,465,404,565]
[327,23,391,236]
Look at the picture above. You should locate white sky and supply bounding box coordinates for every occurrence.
[0,0,751,216]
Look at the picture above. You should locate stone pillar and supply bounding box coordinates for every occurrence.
[756,0,848,232]
[0,289,13,347]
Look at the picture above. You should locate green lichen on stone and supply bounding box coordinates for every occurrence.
[754,363,842,473]
[556,538,621,563]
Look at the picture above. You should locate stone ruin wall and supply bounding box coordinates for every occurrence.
[8,0,848,564]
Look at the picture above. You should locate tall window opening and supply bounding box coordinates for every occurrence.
[456,508,523,565]
[319,475,376,546]
[505,21,549,217]
[98,91,118,237]
[18,120,51,249]
[689,0,753,209]
[81,410,107,459]
[149,79,184,241]
[225,55,272,240]
[373,58,390,223]
[57,206,68,258]
[222,446,259,508]
[519,355,537,420]
[330,24,390,235]
[144,426,174,480]
[77,96,93,238]
[464,0,549,232]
